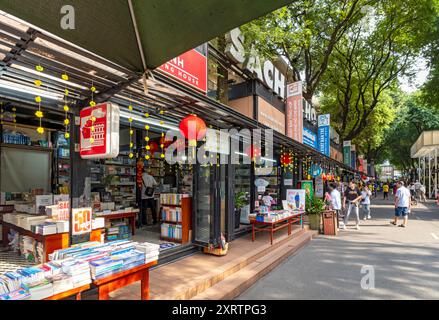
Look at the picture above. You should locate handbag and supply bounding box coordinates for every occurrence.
[142,177,154,197]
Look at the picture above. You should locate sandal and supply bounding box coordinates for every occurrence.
[390,221,397,225]
[398,224,406,228]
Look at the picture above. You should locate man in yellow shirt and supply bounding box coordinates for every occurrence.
[383,183,389,200]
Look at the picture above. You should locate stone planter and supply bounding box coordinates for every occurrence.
[308,213,321,230]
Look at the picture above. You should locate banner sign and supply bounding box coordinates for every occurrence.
[57,201,70,221]
[80,103,120,159]
[343,141,352,167]
[358,155,365,173]
[286,82,303,143]
[72,207,92,236]
[315,175,324,198]
[303,127,317,149]
[158,48,207,93]
[286,189,306,211]
[318,114,331,157]
[351,144,357,169]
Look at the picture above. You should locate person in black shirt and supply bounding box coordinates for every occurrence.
[342,181,363,230]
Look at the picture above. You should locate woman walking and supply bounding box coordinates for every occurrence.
[361,185,372,220]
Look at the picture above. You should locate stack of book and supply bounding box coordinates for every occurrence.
[106,223,130,242]
[47,273,73,295]
[0,288,30,300]
[135,243,160,264]
[61,260,91,288]
[22,279,54,300]
[89,257,124,280]
[34,222,58,235]
[159,193,189,205]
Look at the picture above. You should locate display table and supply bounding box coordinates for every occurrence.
[95,211,137,235]
[92,260,157,300]
[43,284,91,300]
[250,211,304,245]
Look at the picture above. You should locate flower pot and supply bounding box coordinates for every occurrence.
[308,213,321,230]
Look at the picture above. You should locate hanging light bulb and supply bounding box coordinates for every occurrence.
[61,72,70,139]
[35,64,44,134]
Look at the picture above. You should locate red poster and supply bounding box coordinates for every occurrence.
[158,49,207,93]
[72,207,92,235]
[80,103,120,159]
[286,82,303,143]
[57,201,70,221]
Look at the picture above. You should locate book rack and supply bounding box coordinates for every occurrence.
[160,197,192,244]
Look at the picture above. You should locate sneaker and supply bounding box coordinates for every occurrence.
[363,217,367,221]
[367,215,371,220]
[356,225,360,230]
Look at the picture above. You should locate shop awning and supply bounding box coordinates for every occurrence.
[0,0,294,73]
[411,130,439,158]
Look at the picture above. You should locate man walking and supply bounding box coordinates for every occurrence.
[361,185,372,220]
[391,181,411,228]
[329,183,342,229]
[141,168,158,226]
[342,181,363,230]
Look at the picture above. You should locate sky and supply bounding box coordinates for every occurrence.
[399,57,430,93]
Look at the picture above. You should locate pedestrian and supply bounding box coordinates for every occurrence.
[141,168,158,225]
[361,185,372,220]
[391,181,411,228]
[392,183,397,196]
[383,182,389,200]
[342,181,363,230]
[419,183,427,202]
[329,183,342,229]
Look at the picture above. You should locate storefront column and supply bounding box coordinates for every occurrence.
[69,106,91,245]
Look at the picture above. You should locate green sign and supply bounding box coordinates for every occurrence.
[301,180,314,199]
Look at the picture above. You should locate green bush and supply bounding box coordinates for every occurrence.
[306,194,325,215]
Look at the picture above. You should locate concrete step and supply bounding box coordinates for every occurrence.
[152,226,310,300]
[191,230,317,300]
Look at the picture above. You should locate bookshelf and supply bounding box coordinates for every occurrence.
[55,132,70,195]
[159,195,192,244]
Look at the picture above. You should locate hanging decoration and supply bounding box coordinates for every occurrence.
[61,72,70,139]
[144,104,151,160]
[89,83,97,143]
[179,114,206,160]
[280,149,294,173]
[160,108,165,159]
[34,64,44,134]
[128,98,134,159]
[148,141,159,156]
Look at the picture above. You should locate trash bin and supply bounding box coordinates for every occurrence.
[322,210,338,236]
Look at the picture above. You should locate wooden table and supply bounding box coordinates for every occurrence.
[250,212,304,245]
[92,260,157,300]
[44,284,90,300]
[96,211,137,235]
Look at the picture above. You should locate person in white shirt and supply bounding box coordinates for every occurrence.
[141,168,158,225]
[329,183,342,229]
[361,185,372,220]
[391,181,411,228]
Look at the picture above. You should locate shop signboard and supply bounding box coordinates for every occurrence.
[303,127,317,149]
[79,103,120,159]
[72,207,92,236]
[158,48,207,93]
[343,141,352,167]
[351,144,357,169]
[318,114,331,157]
[285,82,303,143]
[300,180,314,199]
[315,175,324,198]
[286,189,306,211]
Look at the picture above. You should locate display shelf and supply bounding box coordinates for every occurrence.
[160,197,192,244]
[1,143,54,152]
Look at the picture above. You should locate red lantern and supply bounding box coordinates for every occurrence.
[148,141,159,155]
[245,145,261,159]
[179,114,207,145]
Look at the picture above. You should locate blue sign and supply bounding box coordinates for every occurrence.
[318,114,331,157]
[303,127,317,149]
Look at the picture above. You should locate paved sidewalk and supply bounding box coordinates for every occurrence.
[237,197,439,300]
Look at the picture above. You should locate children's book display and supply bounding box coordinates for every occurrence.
[0,240,159,300]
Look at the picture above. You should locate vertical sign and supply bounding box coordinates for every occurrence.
[286,82,303,143]
[300,180,314,199]
[351,144,357,169]
[57,201,70,221]
[315,175,324,198]
[318,114,331,157]
[343,141,352,166]
[72,207,92,235]
[80,103,120,159]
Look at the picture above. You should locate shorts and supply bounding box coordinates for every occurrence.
[395,207,409,217]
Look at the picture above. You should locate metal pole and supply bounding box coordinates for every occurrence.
[429,152,432,198]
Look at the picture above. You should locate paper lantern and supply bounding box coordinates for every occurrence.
[179,114,206,146]
[280,153,292,166]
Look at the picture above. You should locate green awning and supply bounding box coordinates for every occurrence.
[0,0,293,73]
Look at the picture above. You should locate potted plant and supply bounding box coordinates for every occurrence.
[306,194,325,231]
[234,191,247,229]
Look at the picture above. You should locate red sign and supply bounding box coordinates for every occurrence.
[158,49,207,93]
[72,207,92,235]
[286,82,303,143]
[57,201,70,221]
[80,103,120,159]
